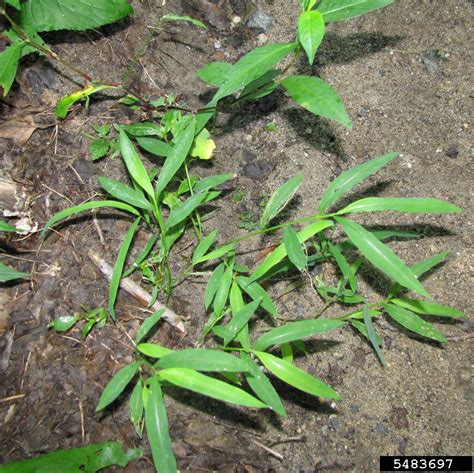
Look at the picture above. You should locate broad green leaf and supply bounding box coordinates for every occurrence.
[237,276,279,318]
[204,263,225,309]
[319,152,399,213]
[194,173,235,192]
[391,298,464,319]
[145,377,177,473]
[388,251,449,297]
[155,118,196,197]
[4,24,48,58]
[130,380,144,436]
[363,305,386,366]
[48,315,79,332]
[222,299,261,346]
[56,84,113,118]
[213,43,297,102]
[0,442,142,473]
[298,10,325,65]
[254,319,345,351]
[162,13,206,28]
[190,128,216,160]
[108,218,140,319]
[89,138,110,161]
[119,129,155,200]
[19,0,133,32]
[98,177,153,211]
[0,220,18,232]
[156,349,248,372]
[213,262,234,317]
[5,0,21,8]
[337,197,462,215]
[122,122,162,137]
[239,69,281,101]
[281,75,351,128]
[96,361,141,411]
[335,217,429,298]
[137,343,173,358]
[248,220,334,283]
[158,368,267,408]
[317,0,393,23]
[254,351,341,399]
[0,263,30,283]
[384,303,446,343]
[261,175,303,228]
[135,308,165,344]
[196,61,234,86]
[328,242,357,293]
[300,0,317,11]
[0,43,22,96]
[137,137,173,158]
[283,226,307,271]
[192,230,217,266]
[241,352,286,416]
[165,192,207,230]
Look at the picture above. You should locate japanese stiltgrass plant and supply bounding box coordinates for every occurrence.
[5,1,466,472]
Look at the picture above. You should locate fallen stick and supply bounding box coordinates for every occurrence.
[88,251,186,334]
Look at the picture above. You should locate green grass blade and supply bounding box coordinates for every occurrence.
[0,220,18,232]
[194,243,235,265]
[119,129,155,200]
[241,352,286,416]
[98,176,153,211]
[165,191,207,230]
[248,220,334,283]
[319,152,399,213]
[0,263,30,283]
[253,319,346,351]
[391,298,464,318]
[261,175,303,228]
[145,377,177,473]
[222,299,261,346]
[337,197,462,215]
[335,217,429,298]
[254,351,341,399]
[137,137,173,157]
[298,10,325,65]
[135,308,165,344]
[192,230,217,266]
[328,242,357,293]
[158,368,267,408]
[108,218,140,319]
[384,303,447,343]
[155,118,196,197]
[213,262,234,317]
[317,0,393,23]
[363,305,386,366]
[96,361,141,411]
[42,200,140,236]
[137,343,173,358]
[204,263,225,309]
[156,349,248,372]
[236,276,279,317]
[283,226,307,271]
[281,75,351,128]
[194,173,235,192]
[123,234,158,277]
[350,319,383,345]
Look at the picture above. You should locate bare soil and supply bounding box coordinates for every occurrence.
[0,1,472,472]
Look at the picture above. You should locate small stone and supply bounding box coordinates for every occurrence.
[232,16,241,24]
[247,11,273,32]
[445,145,458,159]
[214,40,222,50]
[257,33,268,45]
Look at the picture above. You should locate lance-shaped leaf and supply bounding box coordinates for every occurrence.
[298,10,325,65]
[213,262,234,317]
[237,276,279,317]
[96,361,141,411]
[137,137,173,158]
[336,197,461,215]
[119,129,155,200]
[254,319,345,351]
[319,152,399,213]
[19,0,133,32]
[56,84,113,118]
[135,308,165,344]
[241,352,286,416]
[194,173,235,192]
[317,0,393,23]
[0,263,30,283]
[260,175,303,228]
[98,177,153,211]
[192,230,217,265]
[156,349,248,372]
[213,43,297,102]
[130,379,144,436]
[335,217,429,298]
[165,191,207,230]
[384,303,446,343]
[328,242,357,293]
[158,368,267,408]
[155,118,196,197]
[162,13,206,28]
[137,343,173,358]
[0,220,18,232]
[254,351,341,399]
[391,298,464,319]
[204,263,225,309]
[363,305,386,366]
[248,220,334,283]
[108,218,140,319]
[281,75,351,128]
[145,377,177,473]
[196,61,233,86]
[283,226,307,271]
[0,43,22,96]
[42,200,140,235]
[222,299,261,346]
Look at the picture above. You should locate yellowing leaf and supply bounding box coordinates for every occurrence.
[190,128,216,160]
